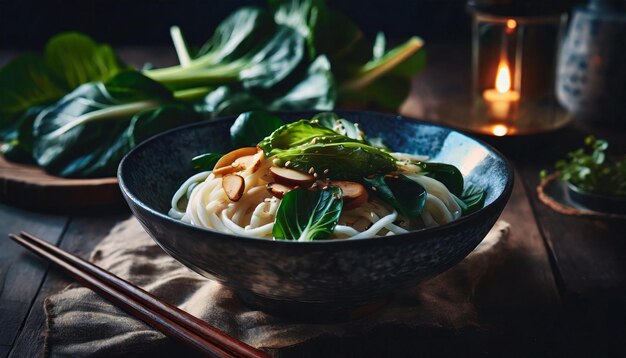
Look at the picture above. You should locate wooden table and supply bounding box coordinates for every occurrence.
[1,44,625,357]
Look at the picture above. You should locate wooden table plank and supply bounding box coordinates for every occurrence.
[489,121,626,301]
[520,159,626,300]
[480,169,560,307]
[0,204,68,347]
[9,212,130,358]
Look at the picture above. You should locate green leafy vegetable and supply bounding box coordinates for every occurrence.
[273,186,343,241]
[146,14,304,91]
[0,56,65,132]
[192,153,224,171]
[126,105,201,146]
[258,119,340,155]
[270,0,425,109]
[541,136,626,197]
[453,184,486,215]
[0,105,46,163]
[258,117,395,180]
[196,55,335,118]
[417,162,464,197]
[275,142,396,180]
[362,174,427,217]
[230,111,284,148]
[340,36,425,91]
[313,112,366,142]
[32,72,197,177]
[195,7,276,64]
[0,33,126,133]
[44,32,126,90]
[1,0,426,179]
[198,86,266,118]
[266,55,335,110]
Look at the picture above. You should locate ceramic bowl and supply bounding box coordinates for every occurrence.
[567,182,626,215]
[118,111,514,320]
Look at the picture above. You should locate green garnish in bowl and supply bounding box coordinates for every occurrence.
[541,136,626,197]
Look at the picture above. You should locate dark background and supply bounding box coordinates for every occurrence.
[0,0,582,49]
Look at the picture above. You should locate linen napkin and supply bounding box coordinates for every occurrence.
[44,217,510,357]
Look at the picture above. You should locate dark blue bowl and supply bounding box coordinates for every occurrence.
[118,111,513,320]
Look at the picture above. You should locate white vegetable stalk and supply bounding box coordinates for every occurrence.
[170,26,192,68]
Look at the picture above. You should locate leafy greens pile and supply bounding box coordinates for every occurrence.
[0,0,425,178]
[541,136,626,197]
[192,111,485,241]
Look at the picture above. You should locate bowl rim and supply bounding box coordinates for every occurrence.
[118,110,514,246]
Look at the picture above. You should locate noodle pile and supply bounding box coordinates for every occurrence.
[169,153,462,240]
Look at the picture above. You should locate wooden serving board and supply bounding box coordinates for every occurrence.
[0,155,122,211]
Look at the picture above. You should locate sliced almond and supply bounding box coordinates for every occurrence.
[222,174,245,202]
[232,149,265,174]
[213,163,240,176]
[328,181,369,210]
[213,147,258,175]
[269,166,315,187]
[266,182,293,199]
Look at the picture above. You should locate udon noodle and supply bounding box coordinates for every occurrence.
[169,152,462,240]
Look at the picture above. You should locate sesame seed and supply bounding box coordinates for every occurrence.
[371,186,377,191]
[311,183,318,188]
[308,167,314,174]
[322,185,329,190]
[285,161,291,167]
[313,173,318,178]
[294,185,300,189]
[323,169,329,174]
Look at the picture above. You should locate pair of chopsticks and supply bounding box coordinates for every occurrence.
[9,232,269,358]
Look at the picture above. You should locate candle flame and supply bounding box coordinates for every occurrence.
[506,19,517,29]
[492,124,509,136]
[495,60,512,94]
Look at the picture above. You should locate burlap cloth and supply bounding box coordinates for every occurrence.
[44,217,510,357]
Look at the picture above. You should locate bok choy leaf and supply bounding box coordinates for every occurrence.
[230,111,284,148]
[274,142,397,180]
[273,186,343,241]
[362,174,427,217]
[453,184,486,215]
[32,72,198,177]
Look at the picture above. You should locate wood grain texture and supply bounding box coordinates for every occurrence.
[9,212,130,358]
[0,204,68,347]
[481,121,626,301]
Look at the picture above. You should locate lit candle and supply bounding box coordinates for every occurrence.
[483,59,520,120]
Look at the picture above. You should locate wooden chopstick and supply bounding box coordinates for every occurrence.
[10,232,270,358]
[17,231,267,358]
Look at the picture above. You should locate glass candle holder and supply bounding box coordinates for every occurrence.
[468,8,570,136]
